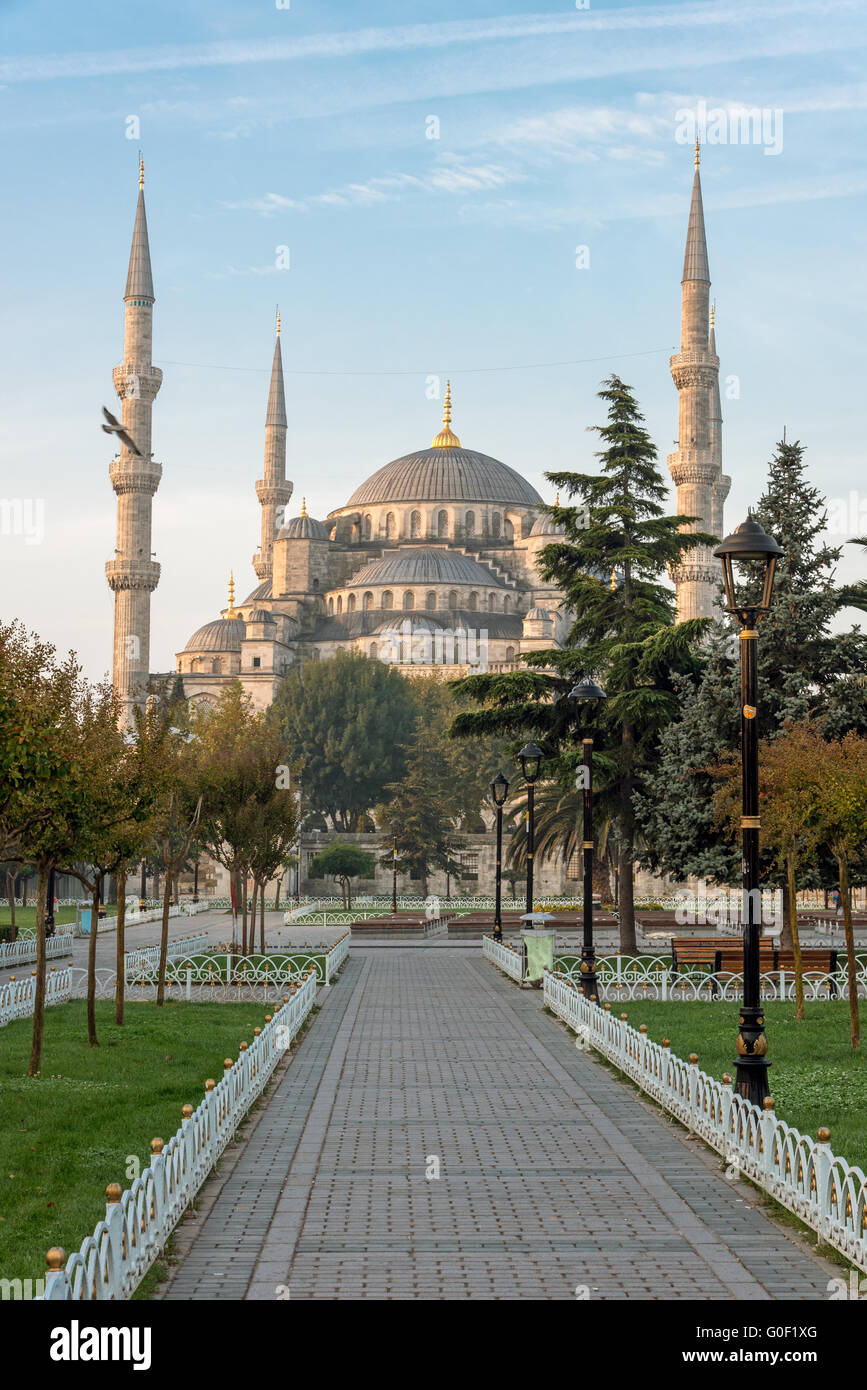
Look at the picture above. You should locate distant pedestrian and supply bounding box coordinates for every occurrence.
[832,889,843,921]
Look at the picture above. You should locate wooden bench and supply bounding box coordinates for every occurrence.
[716,947,838,994]
[671,937,744,974]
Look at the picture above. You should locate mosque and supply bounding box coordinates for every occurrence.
[107,148,727,724]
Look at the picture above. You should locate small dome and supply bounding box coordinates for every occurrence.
[242,579,272,605]
[529,512,565,537]
[183,617,244,653]
[346,547,504,589]
[280,513,328,540]
[247,608,275,624]
[524,606,552,621]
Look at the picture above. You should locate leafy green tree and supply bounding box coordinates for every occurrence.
[308,841,375,908]
[452,376,711,950]
[270,651,417,830]
[377,713,466,897]
[637,436,867,892]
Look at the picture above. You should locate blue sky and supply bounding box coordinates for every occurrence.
[1,0,865,678]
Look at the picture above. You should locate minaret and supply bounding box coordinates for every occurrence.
[253,309,293,582]
[106,156,162,726]
[708,303,731,550]
[668,142,724,621]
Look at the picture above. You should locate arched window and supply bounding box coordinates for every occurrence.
[369,641,378,659]
[410,510,422,539]
[403,591,414,611]
[468,591,478,611]
[363,591,373,612]
[347,593,356,612]
[336,595,343,615]
[382,591,393,610]
[328,597,334,615]
[386,513,396,539]
[488,593,496,612]
[504,518,514,542]
[503,596,510,614]
[363,515,372,541]
[491,512,501,538]
[505,646,515,662]
[437,509,448,539]
[465,511,475,538]
[426,591,437,611]
[448,590,458,611]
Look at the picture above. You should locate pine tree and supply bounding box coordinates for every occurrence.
[452,376,713,951]
[637,435,867,893]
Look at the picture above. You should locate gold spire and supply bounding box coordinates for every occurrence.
[431,380,461,448]
[710,299,715,329]
[555,491,560,507]
[138,153,145,190]
[694,137,700,170]
[276,305,281,338]
[226,571,236,616]
[300,496,307,517]
[610,566,617,593]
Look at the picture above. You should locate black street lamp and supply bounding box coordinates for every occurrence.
[490,771,510,941]
[517,743,544,917]
[714,514,783,1108]
[390,821,399,914]
[568,678,607,1000]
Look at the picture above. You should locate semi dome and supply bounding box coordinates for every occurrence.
[529,512,566,537]
[279,498,328,540]
[247,608,275,624]
[525,606,552,620]
[342,385,541,510]
[346,547,505,588]
[183,617,244,653]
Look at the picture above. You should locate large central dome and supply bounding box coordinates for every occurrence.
[344,382,542,510]
[345,446,542,509]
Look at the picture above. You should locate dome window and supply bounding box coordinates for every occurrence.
[382,590,393,610]
[403,591,414,611]
[437,510,448,538]
[465,511,475,538]
[410,510,422,539]
[448,590,458,611]
[347,593,356,612]
[385,513,396,539]
[363,591,373,611]
[426,592,437,611]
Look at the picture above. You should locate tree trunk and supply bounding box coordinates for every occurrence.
[115,866,127,1026]
[87,876,100,1046]
[249,880,257,954]
[259,881,266,952]
[591,852,611,905]
[28,862,49,1076]
[241,877,248,956]
[787,852,805,1020]
[346,876,353,910]
[618,722,637,952]
[839,855,860,1049]
[6,870,17,940]
[618,841,637,953]
[156,861,172,1006]
[778,877,793,950]
[274,875,281,911]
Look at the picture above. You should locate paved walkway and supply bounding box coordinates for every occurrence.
[163,949,836,1301]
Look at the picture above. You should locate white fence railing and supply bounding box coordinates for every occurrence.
[0,966,71,1027]
[549,951,867,1002]
[541,969,867,1275]
[123,933,209,977]
[39,970,318,1300]
[483,936,524,982]
[0,932,74,971]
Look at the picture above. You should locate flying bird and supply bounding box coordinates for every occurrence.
[101,406,142,457]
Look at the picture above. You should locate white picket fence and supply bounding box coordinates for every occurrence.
[0,967,71,1027]
[0,932,74,971]
[481,937,867,1273]
[123,933,209,977]
[39,970,318,1300]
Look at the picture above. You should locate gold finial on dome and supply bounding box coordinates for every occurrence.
[431,380,461,448]
[138,152,145,190]
[276,304,281,338]
[555,491,560,507]
[694,137,700,170]
[300,496,307,517]
[610,566,617,593]
[226,571,236,616]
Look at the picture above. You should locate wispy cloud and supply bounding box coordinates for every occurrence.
[226,159,523,216]
[0,2,859,85]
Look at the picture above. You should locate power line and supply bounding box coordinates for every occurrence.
[160,346,674,378]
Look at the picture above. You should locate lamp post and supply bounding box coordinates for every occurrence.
[714,514,783,1108]
[391,822,399,914]
[568,678,607,1000]
[490,771,510,941]
[517,743,543,917]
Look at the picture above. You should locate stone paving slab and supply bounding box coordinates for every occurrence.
[164,947,838,1300]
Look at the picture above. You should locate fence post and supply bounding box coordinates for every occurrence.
[185,967,192,1002]
[814,1127,832,1234]
[778,968,786,1002]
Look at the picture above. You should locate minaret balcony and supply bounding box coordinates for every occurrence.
[255,480,294,506]
[112,364,163,401]
[109,457,163,495]
[105,558,161,592]
[667,449,718,487]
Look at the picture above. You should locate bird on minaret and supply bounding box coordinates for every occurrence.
[101,406,142,456]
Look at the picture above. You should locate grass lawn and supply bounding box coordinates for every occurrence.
[602,1000,867,1173]
[0,999,278,1288]
[1,906,77,936]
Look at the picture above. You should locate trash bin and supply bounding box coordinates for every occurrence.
[80,908,92,936]
[520,915,556,986]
